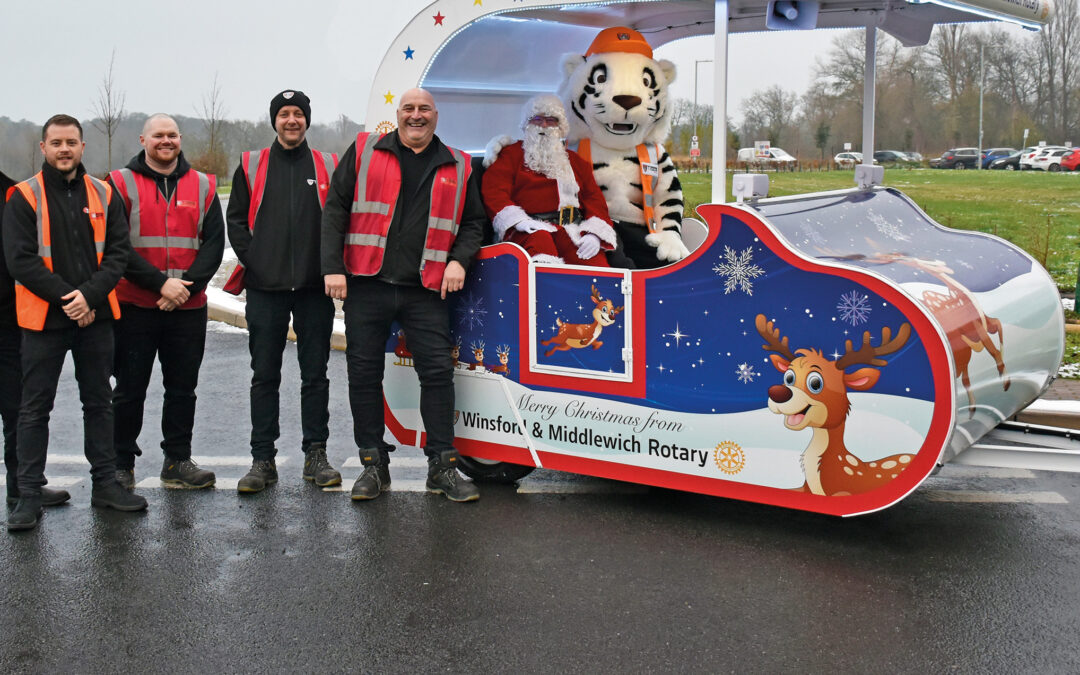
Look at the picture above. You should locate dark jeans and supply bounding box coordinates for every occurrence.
[112,305,207,469]
[343,277,455,457]
[16,320,115,495]
[0,326,20,492]
[245,287,334,460]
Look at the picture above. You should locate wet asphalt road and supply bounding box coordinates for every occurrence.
[2,325,1079,673]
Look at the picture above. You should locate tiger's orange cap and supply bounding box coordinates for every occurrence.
[584,26,653,58]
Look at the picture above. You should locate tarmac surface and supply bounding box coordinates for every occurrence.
[2,324,1079,672]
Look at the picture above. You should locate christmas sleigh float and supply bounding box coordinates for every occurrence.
[370,0,1061,516]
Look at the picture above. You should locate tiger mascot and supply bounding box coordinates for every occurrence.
[557,26,688,268]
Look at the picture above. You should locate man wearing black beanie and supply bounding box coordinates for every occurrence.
[226,90,341,493]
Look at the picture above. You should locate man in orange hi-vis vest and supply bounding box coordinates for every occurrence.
[2,115,148,532]
[226,90,340,494]
[322,88,486,503]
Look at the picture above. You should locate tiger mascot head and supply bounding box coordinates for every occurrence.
[557,26,676,150]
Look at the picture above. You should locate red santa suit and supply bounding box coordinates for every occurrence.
[482,141,616,267]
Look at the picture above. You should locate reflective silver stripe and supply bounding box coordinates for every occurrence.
[27,177,48,258]
[345,233,387,247]
[195,171,210,235]
[86,176,111,256]
[351,134,388,216]
[447,148,467,233]
[132,236,200,249]
[245,151,261,194]
[643,144,659,209]
[316,151,336,181]
[421,249,448,263]
[116,169,141,235]
[428,217,456,232]
[165,268,187,279]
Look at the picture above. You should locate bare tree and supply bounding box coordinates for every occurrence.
[199,72,228,158]
[91,49,126,172]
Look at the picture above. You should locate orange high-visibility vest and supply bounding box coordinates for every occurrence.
[344,132,471,291]
[11,172,122,331]
[109,168,216,309]
[576,138,661,234]
[241,146,337,226]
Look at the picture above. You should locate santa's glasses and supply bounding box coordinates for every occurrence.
[528,115,561,127]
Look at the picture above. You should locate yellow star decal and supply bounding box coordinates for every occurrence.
[383,91,394,104]
[474,0,482,5]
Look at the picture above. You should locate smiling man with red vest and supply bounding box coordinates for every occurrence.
[226,89,340,493]
[108,114,225,491]
[322,88,486,502]
[2,114,148,531]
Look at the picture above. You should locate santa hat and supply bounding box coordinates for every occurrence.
[584,26,653,58]
[520,94,569,139]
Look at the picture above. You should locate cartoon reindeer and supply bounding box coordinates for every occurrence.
[756,313,915,497]
[871,253,1008,417]
[450,336,462,369]
[489,344,511,376]
[393,329,413,367]
[541,284,624,357]
[468,340,486,371]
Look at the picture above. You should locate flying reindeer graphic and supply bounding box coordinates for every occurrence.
[489,344,511,376]
[541,284,624,357]
[756,314,915,497]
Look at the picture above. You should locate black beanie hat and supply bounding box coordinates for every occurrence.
[269,89,311,130]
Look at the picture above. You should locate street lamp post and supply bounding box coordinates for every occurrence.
[693,59,712,159]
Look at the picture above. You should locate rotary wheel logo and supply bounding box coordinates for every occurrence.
[714,441,745,475]
[375,120,396,135]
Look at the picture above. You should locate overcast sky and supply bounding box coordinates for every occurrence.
[1,0,857,127]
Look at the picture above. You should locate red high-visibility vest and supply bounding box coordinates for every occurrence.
[11,172,122,331]
[241,146,337,226]
[344,132,471,291]
[109,168,216,309]
[576,138,661,234]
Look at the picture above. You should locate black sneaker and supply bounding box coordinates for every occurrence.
[7,485,71,507]
[426,451,479,503]
[115,468,136,491]
[302,446,341,487]
[91,481,148,512]
[160,458,215,489]
[237,459,278,493]
[7,497,42,531]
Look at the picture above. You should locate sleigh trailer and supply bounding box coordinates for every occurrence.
[371,0,1073,516]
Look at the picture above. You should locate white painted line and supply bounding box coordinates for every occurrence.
[45,454,288,467]
[1024,399,1080,414]
[342,456,429,469]
[136,477,236,490]
[935,466,1036,479]
[46,454,90,465]
[322,479,430,493]
[2,474,86,488]
[516,481,649,495]
[922,490,1067,504]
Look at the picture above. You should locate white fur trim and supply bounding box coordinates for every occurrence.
[520,94,570,139]
[530,254,564,265]
[557,177,580,209]
[484,135,516,168]
[493,205,530,241]
[575,216,617,248]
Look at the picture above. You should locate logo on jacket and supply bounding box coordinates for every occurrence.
[307,179,316,186]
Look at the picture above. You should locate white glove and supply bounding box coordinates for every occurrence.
[646,230,690,263]
[515,219,557,234]
[576,233,601,260]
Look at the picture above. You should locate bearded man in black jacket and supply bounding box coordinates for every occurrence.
[227,90,341,493]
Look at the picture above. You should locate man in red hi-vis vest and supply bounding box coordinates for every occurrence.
[108,114,225,491]
[322,88,486,502]
[2,115,148,531]
[226,90,340,493]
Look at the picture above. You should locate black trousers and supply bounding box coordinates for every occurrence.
[343,277,455,457]
[245,287,334,460]
[0,325,20,492]
[16,320,115,496]
[112,304,207,469]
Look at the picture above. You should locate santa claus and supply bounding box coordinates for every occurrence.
[481,95,616,267]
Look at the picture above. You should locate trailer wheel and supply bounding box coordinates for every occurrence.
[457,456,535,484]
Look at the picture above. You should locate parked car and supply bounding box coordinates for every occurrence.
[833,151,862,167]
[1031,148,1073,171]
[902,151,924,163]
[980,147,1016,169]
[1061,148,1080,171]
[1020,145,1066,170]
[989,151,1022,170]
[737,147,797,168]
[933,147,979,169]
[873,150,911,165]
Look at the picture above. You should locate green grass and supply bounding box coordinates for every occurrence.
[681,169,1080,290]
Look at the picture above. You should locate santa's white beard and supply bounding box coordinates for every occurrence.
[523,126,579,208]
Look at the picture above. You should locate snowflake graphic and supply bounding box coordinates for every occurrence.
[456,293,487,331]
[837,290,872,326]
[867,211,910,242]
[735,362,759,384]
[713,246,764,295]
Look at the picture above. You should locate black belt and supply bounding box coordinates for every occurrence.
[531,206,582,226]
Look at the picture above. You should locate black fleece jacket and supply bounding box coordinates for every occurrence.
[321,133,485,287]
[226,139,326,291]
[0,169,17,328]
[110,151,225,300]
[2,162,131,329]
